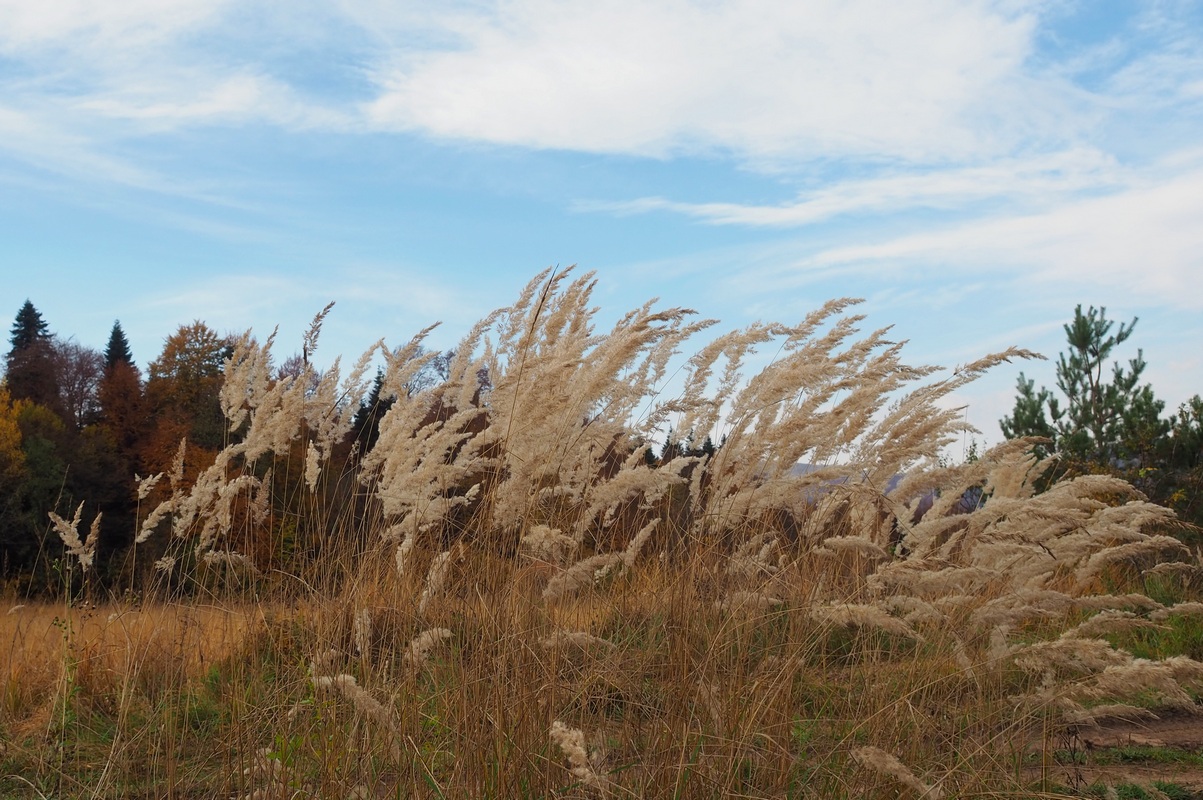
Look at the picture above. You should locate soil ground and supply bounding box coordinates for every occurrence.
[1026,708,1203,794]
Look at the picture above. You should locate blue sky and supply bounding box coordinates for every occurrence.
[2,0,1201,451]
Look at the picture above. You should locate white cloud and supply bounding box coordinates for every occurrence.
[783,163,1203,309]
[364,0,1054,162]
[74,72,352,131]
[0,103,164,188]
[0,0,229,52]
[593,147,1124,226]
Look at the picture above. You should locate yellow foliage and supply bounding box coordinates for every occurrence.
[0,384,25,483]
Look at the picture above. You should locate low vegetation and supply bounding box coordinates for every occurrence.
[2,268,1201,798]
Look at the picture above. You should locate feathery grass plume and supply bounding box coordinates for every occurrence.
[1077,593,1165,612]
[590,520,659,582]
[1075,536,1191,584]
[136,472,163,500]
[1143,561,1200,578]
[136,463,183,546]
[393,531,416,578]
[539,630,616,652]
[1060,609,1165,640]
[869,563,1001,600]
[201,550,258,575]
[696,680,724,731]
[313,673,403,758]
[987,625,1016,667]
[221,326,277,433]
[811,603,924,641]
[304,441,321,492]
[151,311,382,566]
[1084,656,1203,710]
[353,608,373,656]
[153,554,176,574]
[1151,602,1203,621]
[683,300,1035,546]
[367,267,706,553]
[1012,636,1132,677]
[402,627,452,670]
[968,589,1155,631]
[302,301,335,364]
[968,590,1082,630]
[951,635,976,679]
[1062,702,1158,727]
[876,448,1188,615]
[550,720,609,793]
[543,553,623,600]
[714,590,784,613]
[136,499,172,545]
[619,518,657,568]
[882,595,947,627]
[519,524,579,565]
[815,534,891,560]
[479,270,703,539]
[48,502,101,571]
[361,328,485,540]
[310,648,341,675]
[850,746,942,799]
[417,550,454,615]
[726,532,780,580]
[240,746,290,800]
[169,437,187,489]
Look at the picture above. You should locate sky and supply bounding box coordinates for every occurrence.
[1,0,1201,454]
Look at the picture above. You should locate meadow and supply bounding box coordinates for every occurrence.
[2,268,1201,799]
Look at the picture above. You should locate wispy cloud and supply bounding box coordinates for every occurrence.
[587,148,1125,226]
[743,159,1203,309]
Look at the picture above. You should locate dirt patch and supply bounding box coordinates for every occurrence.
[1077,708,1203,751]
[1026,709,1203,793]
[1031,762,1203,794]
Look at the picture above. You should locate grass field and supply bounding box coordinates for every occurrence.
[3,269,1201,798]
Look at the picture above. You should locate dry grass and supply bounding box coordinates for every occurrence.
[3,267,1201,798]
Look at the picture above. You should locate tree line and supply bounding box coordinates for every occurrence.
[0,301,418,596]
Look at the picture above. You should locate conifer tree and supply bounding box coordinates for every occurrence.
[104,321,134,370]
[352,369,395,454]
[10,300,49,349]
[1001,305,1169,468]
[5,300,62,416]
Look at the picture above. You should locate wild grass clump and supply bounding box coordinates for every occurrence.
[2,267,1201,798]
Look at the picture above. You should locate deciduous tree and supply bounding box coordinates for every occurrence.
[54,339,105,429]
[145,321,231,459]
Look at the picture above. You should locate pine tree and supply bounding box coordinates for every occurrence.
[1001,305,1168,467]
[104,321,134,370]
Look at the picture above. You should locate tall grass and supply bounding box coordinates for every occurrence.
[3,267,1200,798]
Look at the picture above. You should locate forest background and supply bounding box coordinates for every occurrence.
[1,294,1199,598]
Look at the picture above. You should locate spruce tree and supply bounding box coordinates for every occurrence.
[5,300,61,414]
[9,300,50,350]
[351,369,395,454]
[104,321,134,370]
